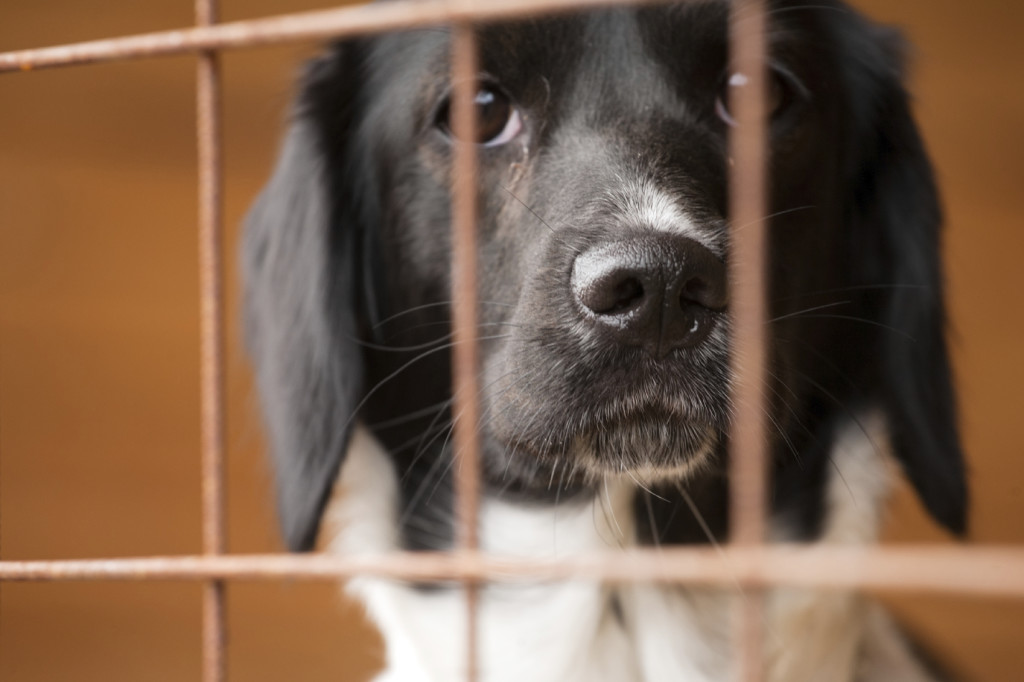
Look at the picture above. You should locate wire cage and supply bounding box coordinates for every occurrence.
[1,1,1022,681]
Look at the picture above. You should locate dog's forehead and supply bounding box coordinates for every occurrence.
[366,4,732,109]
[553,9,728,113]
[358,0,840,144]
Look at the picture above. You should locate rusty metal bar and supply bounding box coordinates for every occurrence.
[450,21,482,573]
[450,20,482,682]
[728,0,770,552]
[3,547,1024,596]
[0,0,685,74]
[727,0,770,680]
[196,0,227,680]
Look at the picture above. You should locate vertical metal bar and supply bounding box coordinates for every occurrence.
[450,20,481,682]
[196,0,227,679]
[728,0,769,681]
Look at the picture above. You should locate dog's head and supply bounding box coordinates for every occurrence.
[245,0,967,552]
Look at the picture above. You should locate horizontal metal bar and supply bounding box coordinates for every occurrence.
[0,0,678,74]
[2,547,1024,598]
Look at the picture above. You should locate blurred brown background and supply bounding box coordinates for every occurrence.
[1,1,1022,680]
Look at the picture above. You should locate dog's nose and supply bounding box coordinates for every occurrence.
[570,235,727,357]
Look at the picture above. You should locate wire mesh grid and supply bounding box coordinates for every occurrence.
[1,1,1021,681]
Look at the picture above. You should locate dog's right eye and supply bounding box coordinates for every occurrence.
[435,86,523,147]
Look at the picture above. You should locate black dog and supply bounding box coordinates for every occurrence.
[244,1,966,679]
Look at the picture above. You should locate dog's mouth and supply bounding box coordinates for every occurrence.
[485,388,720,488]
[568,406,717,479]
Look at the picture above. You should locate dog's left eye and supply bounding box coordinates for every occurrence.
[435,86,523,147]
[715,66,806,127]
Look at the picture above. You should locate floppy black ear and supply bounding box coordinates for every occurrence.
[243,49,368,552]
[843,25,968,535]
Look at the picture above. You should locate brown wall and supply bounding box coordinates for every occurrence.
[1,1,1022,680]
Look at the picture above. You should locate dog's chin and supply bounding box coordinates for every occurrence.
[569,412,716,483]
[489,407,717,492]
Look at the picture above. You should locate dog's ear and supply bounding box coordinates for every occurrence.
[243,49,369,551]
[843,25,968,535]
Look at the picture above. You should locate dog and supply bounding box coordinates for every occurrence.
[243,1,967,680]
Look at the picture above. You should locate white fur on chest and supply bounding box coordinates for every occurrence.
[325,420,932,682]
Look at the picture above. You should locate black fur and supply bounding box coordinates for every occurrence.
[244,0,967,556]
